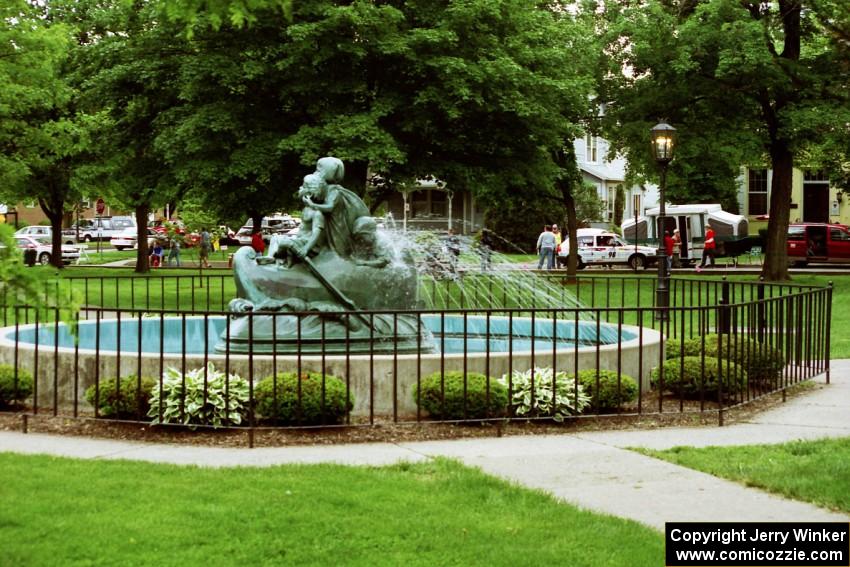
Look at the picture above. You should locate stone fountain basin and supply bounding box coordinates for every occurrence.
[0,315,661,418]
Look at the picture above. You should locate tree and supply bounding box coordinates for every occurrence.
[598,0,850,280]
[0,1,90,269]
[75,1,185,273]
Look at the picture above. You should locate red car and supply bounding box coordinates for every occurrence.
[787,223,850,266]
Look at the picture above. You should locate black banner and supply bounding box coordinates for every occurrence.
[666,522,849,566]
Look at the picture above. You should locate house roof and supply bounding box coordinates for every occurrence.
[581,163,625,182]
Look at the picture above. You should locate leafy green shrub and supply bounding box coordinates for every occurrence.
[664,338,682,360]
[0,364,33,408]
[255,371,354,425]
[651,356,747,399]
[415,371,507,420]
[572,369,638,411]
[501,367,590,422]
[148,363,250,427]
[85,375,156,419]
[669,334,783,382]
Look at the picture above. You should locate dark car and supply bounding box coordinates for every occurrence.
[786,223,850,266]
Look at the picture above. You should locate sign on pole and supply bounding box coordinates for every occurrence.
[96,198,105,215]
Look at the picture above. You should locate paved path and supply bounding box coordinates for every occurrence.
[2,361,849,531]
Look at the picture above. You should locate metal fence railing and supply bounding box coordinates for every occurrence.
[0,274,832,438]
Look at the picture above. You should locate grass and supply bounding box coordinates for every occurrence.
[0,454,664,567]
[636,437,850,513]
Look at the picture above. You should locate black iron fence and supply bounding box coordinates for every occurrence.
[0,273,832,435]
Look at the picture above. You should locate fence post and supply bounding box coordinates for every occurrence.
[717,277,731,334]
[757,276,766,342]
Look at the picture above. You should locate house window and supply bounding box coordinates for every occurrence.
[748,169,768,216]
[585,134,598,163]
[430,190,447,216]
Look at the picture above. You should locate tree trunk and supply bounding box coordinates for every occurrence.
[38,195,65,270]
[135,203,150,274]
[564,191,579,279]
[250,211,264,235]
[346,160,370,197]
[760,140,793,281]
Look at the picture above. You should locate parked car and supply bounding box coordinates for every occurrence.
[787,223,850,267]
[64,216,136,243]
[235,215,300,245]
[111,227,158,250]
[15,235,80,265]
[557,228,658,270]
[15,225,53,239]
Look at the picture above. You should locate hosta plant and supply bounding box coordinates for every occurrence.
[501,367,590,422]
[148,363,250,427]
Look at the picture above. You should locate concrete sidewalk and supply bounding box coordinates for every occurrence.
[2,361,849,531]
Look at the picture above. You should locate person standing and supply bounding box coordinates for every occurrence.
[250,228,265,255]
[167,236,181,267]
[697,226,716,271]
[536,225,556,270]
[672,229,682,268]
[664,231,674,272]
[552,224,562,249]
[479,228,493,272]
[199,227,212,268]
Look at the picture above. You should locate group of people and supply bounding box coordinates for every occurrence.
[663,226,717,272]
[535,224,562,270]
[147,227,213,268]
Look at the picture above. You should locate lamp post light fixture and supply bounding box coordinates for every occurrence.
[650,122,677,320]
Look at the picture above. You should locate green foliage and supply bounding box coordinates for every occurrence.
[414,371,507,420]
[0,364,33,408]
[148,363,250,427]
[573,369,638,411]
[665,334,784,382]
[502,367,590,422]
[651,356,747,399]
[85,375,156,419]
[613,185,625,228]
[254,371,353,425]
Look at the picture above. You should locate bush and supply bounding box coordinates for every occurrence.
[668,334,784,382]
[572,369,638,411]
[415,371,507,420]
[651,356,747,399]
[85,375,156,419]
[664,338,682,360]
[0,365,33,408]
[255,371,353,425]
[501,367,590,422]
[148,363,250,427]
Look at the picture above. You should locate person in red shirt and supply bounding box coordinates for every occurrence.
[250,229,265,254]
[664,231,674,272]
[697,227,716,271]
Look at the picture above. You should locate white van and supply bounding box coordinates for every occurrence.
[557,228,658,269]
[622,204,749,266]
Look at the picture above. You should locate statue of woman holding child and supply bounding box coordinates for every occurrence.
[219,157,428,354]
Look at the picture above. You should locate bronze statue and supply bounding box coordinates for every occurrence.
[220,157,430,354]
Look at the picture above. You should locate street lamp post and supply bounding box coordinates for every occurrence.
[650,122,677,320]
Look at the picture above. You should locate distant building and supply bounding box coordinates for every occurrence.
[380,178,484,235]
[737,167,849,230]
[575,133,659,229]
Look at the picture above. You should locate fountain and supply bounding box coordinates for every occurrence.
[0,158,661,417]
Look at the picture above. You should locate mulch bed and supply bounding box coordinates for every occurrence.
[0,381,820,449]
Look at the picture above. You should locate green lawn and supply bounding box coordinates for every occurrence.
[0,454,663,567]
[636,437,850,513]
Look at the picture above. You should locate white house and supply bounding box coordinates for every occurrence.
[574,133,659,229]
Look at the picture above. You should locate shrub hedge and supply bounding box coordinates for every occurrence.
[0,364,33,408]
[663,334,783,382]
[415,371,507,420]
[572,369,638,411]
[255,371,353,425]
[651,356,747,399]
[85,375,156,419]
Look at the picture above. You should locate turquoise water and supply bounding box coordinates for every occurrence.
[10,315,630,355]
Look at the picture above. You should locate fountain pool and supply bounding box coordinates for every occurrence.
[0,315,660,417]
